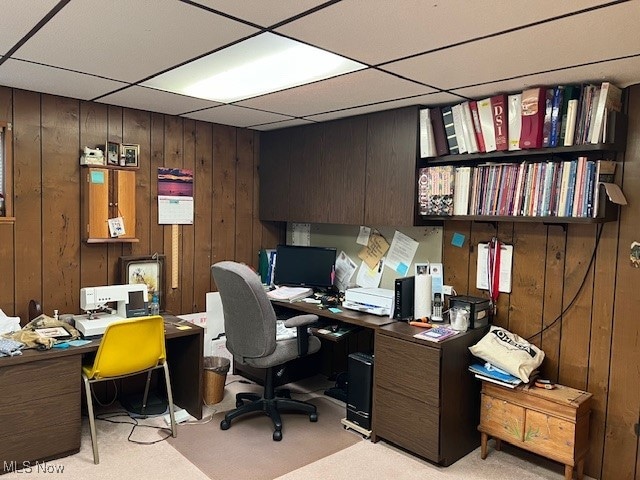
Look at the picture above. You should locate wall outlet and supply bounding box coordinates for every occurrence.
[442,285,453,296]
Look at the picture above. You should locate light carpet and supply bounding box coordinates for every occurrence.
[167,396,361,480]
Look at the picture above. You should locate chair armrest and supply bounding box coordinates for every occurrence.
[283,314,318,328]
[284,314,318,357]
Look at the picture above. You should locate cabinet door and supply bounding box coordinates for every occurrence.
[259,129,292,221]
[114,169,136,239]
[365,106,418,226]
[84,168,110,240]
[289,123,324,222]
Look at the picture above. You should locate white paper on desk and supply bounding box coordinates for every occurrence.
[385,231,419,276]
[334,251,357,291]
[356,257,384,288]
[476,243,513,293]
[291,223,311,246]
[0,309,20,334]
[356,226,371,246]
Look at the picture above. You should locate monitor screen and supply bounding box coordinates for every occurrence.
[273,245,336,289]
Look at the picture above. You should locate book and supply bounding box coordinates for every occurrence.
[430,106,450,156]
[413,325,459,342]
[549,85,564,147]
[469,100,486,152]
[507,93,522,151]
[541,88,554,147]
[490,94,508,151]
[559,85,580,145]
[441,106,459,154]
[589,82,623,144]
[419,108,437,158]
[563,98,579,146]
[451,104,468,154]
[266,286,313,302]
[477,98,497,152]
[460,101,479,153]
[520,87,545,149]
[468,363,522,386]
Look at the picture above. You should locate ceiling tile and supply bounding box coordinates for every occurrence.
[248,118,316,131]
[98,86,222,116]
[0,59,127,100]
[305,91,463,122]
[189,0,328,27]
[452,56,640,100]
[0,0,59,54]
[383,2,640,92]
[276,0,612,65]
[236,69,434,117]
[13,0,258,83]
[182,104,294,128]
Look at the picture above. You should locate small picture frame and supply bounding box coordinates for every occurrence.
[121,144,139,168]
[106,141,120,166]
[119,254,165,311]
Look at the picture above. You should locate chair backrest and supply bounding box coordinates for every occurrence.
[85,315,166,379]
[211,261,277,361]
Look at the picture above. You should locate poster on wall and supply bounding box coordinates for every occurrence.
[158,167,194,224]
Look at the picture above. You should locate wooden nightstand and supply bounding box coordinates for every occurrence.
[478,381,592,480]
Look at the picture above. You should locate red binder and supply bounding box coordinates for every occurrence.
[519,87,546,149]
[490,94,508,151]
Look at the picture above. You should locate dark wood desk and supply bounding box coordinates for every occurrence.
[0,316,203,469]
[271,300,396,330]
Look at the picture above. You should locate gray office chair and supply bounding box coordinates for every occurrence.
[211,261,321,441]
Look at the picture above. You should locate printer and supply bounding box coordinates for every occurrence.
[342,287,394,316]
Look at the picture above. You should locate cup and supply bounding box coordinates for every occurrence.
[449,307,469,332]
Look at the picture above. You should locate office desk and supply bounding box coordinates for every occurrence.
[0,316,203,468]
[271,300,395,329]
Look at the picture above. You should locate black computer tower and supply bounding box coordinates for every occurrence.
[346,352,374,430]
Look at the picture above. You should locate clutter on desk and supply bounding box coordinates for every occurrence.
[2,314,81,351]
[0,338,24,357]
[469,325,545,383]
[0,309,21,335]
[266,286,313,302]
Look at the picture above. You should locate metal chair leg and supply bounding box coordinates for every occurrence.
[82,375,99,464]
[163,362,177,437]
[141,370,153,416]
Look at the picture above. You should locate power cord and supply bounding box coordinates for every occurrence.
[526,223,604,342]
[95,411,173,445]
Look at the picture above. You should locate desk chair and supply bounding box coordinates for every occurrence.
[81,315,177,464]
[211,261,321,441]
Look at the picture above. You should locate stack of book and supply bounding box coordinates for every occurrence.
[418,81,622,159]
[468,362,522,388]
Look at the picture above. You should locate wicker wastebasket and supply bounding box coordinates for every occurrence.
[203,356,231,405]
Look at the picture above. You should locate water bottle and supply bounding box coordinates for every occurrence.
[149,293,160,315]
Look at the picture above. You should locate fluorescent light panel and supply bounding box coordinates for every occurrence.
[143,33,366,103]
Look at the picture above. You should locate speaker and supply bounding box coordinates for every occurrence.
[394,276,415,320]
[346,352,374,430]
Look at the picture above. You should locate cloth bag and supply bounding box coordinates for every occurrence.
[469,326,545,382]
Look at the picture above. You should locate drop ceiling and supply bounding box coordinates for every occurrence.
[0,0,638,131]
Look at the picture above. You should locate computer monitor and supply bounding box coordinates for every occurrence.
[273,245,336,290]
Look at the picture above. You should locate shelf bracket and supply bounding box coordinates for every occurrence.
[543,222,567,232]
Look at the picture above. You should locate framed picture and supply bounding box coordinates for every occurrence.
[106,141,120,166]
[119,254,165,311]
[121,144,139,168]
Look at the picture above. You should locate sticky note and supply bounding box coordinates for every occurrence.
[396,262,409,276]
[90,171,105,184]
[452,232,466,248]
[176,325,192,330]
[328,307,342,314]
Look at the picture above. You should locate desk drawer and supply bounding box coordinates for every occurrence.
[375,333,440,406]
[374,386,439,461]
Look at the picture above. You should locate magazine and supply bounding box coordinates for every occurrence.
[413,325,459,342]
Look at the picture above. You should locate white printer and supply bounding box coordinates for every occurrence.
[342,287,394,316]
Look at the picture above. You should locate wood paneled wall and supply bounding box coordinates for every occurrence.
[443,85,640,480]
[0,86,284,322]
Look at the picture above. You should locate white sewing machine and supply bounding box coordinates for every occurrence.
[74,284,149,337]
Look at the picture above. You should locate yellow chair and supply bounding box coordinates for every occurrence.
[81,315,177,464]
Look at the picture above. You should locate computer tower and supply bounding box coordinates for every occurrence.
[346,352,374,430]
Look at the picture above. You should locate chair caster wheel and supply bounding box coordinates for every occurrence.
[310,413,318,422]
[273,430,282,441]
[220,419,230,430]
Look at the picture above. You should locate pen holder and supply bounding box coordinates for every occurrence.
[449,307,470,332]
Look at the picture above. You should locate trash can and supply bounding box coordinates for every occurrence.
[203,356,231,405]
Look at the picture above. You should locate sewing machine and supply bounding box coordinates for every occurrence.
[74,284,149,337]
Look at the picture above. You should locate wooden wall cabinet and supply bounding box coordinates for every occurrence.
[372,323,487,466]
[259,107,416,226]
[82,167,137,243]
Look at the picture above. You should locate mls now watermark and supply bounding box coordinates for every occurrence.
[3,461,65,474]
